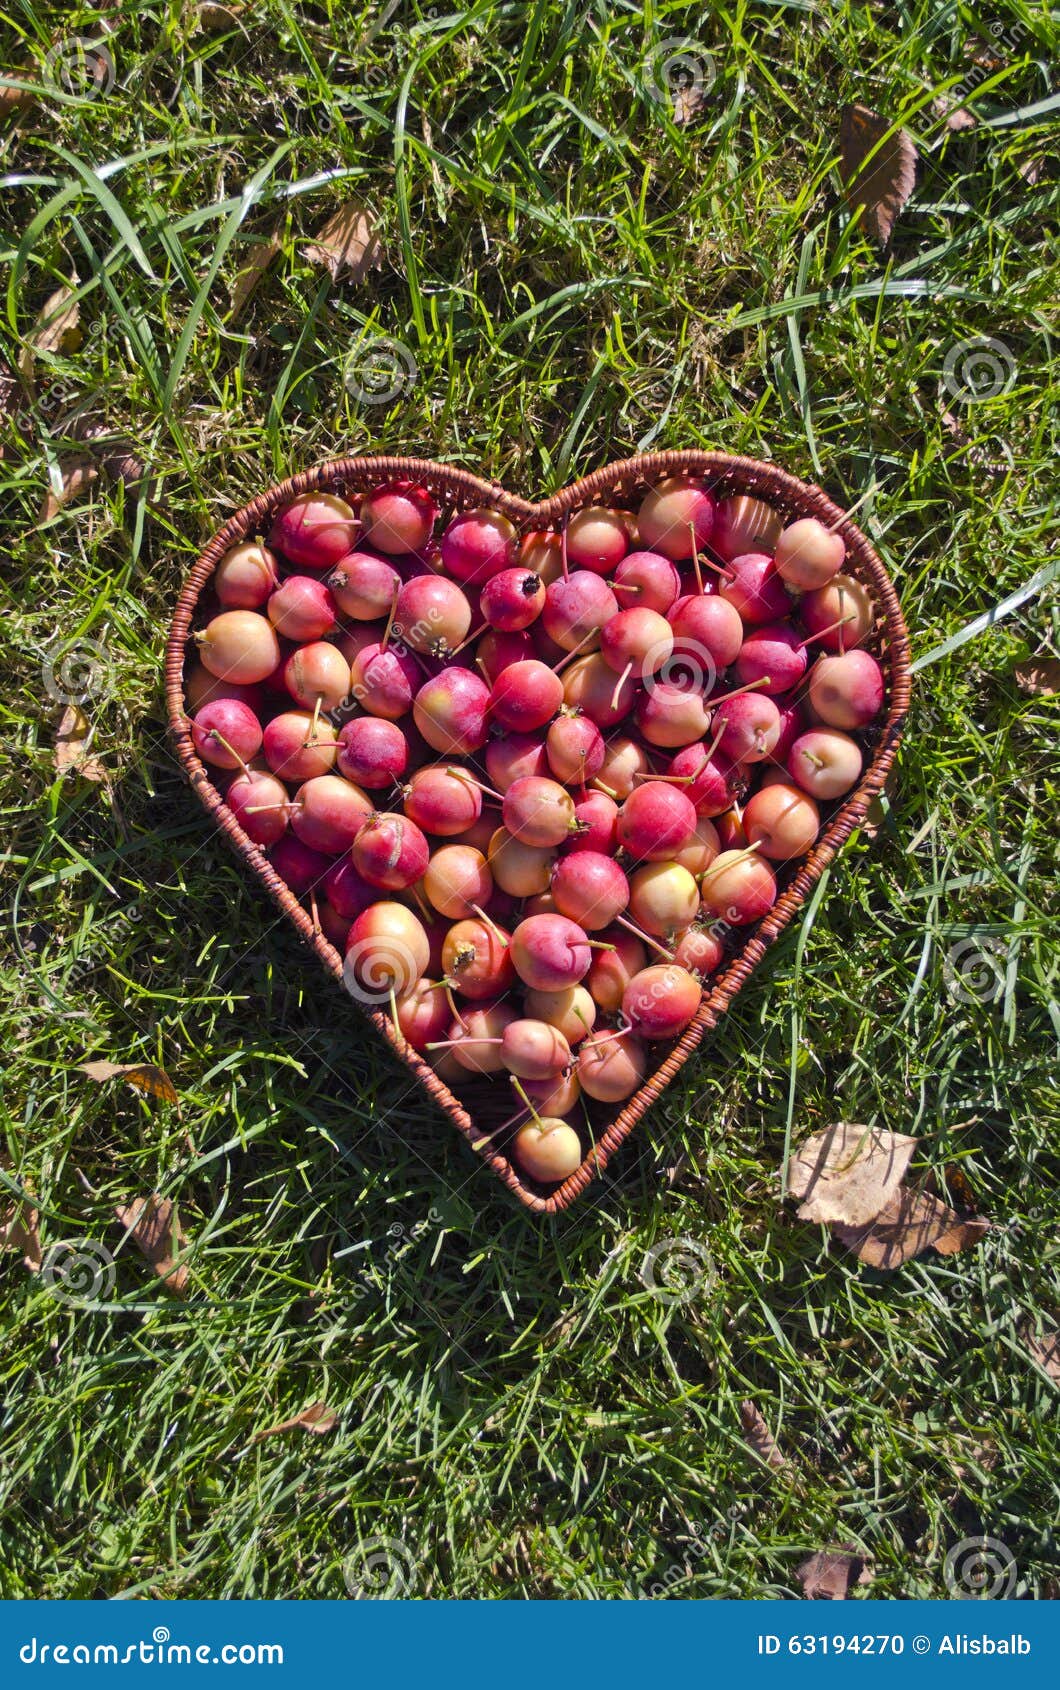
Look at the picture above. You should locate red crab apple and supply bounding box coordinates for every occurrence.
[337,717,408,789]
[267,575,337,642]
[564,506,630,575]
[413,668,491,756]
[546,711,605,784]
[226,768,290,846]
[269,492,359,571]
[512,1116,583,1182]
[350,642,421,721]
[214,540,279,608]
[562,652,637,727]
[698,849,777,924]
[595,736,650,800]
[599,608,673,682]
[611,550,682,613]
[719,553,791,626]
[712,692,781,764]
[324,858,377,920]
[801,574,874,650]
[510,914,592,991]
[344,903,430,1000]
[670,814,721,876]
[550,852,629,930]
[352,812,430,891]
[491,1018,573,1080]
[577,1030,646,1102]
[666,742,738,817]
[477,628,535,684]
[196,610,281,685]
[542,572,618,651]
[481,568,546,631]
[269,836,332,898]
[285,642,350,712]
[808,650,884,729]
[487,828,555,897]
[743,783,820,861]
[486,732,548,791]
[291,775,373,854]
[668,593,744,672]
[711,494,783,563]
[184,664,261,715]
[440,508,517,585]
[628,862,700,936]
[520,530,566,586]
[444,1002,518,1074]
[617,781,698,862]
[326,552,401,621]
[394,977,451,1052]
[622,963,703,1040]
[637,478,716,560]
[587,926,647,1011]
[423,844,493,919]
[490,660,564,734]
[733,623,807,696]
[442,918,515,999]
[403,764,482,835]
[191,699,262,769]
[774,517,845,591]
[564,789,618,854]
[395,575,472,656]
[672,924,724,978]
[359,482,436,555]
[523,1068,582,1116]
[634,682,712,748]
[262,711,339,781]
[316,901,351,950]
[787,730,863,799]
[502,776,576,848]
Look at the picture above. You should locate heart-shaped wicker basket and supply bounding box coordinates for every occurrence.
[166,450,910,1214]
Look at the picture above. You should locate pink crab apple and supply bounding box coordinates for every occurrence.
[395,576,472,656]
[191,699,263,769]
[487,828,556,898]
[562,652,637,727]
[184,664,262,715]
[801,574,875,650]
[541,572,618,652]
[808,650,884,729]
[611,550,682,613]
[595,736,650,800]
[672,924,725,978]
[550,852,629,930]
[576,1030,646,1102]
[423,844,493,919]
[475,629,534,685]
[442,1002,519,1074]
[524,985,596,1045]
[546,711,605,785]
[564,506,630,575]
[699,849,777,924]
[337,717,409,789]
[486,732,548,791]
[519,530,566,586]
[718,553,791,626]
[488,1018,573,1080]
[324,857,377,921]
[394,977,451,1052]
[512,1117,583,1182]
[637,477,716,560]
[666,742,738,817]
[214,540,279,608]
[269,492,359,571]
[196,610,281,685]
[326,551,402,622]
[634,682,711,748]
[671,814,721,876]
[316,900,351,950]
[622,963,702,1040]
[489,660,564,733]
[617,781,698,862]
[481,568,546,632]
[564,789,618,854]
[502,776,577,848]
[413,668,491,756]
[711,494,783,563]
[587,927,646,1011]
[522,1068,582,1116]
[335,624,384,669]
[404,764,482,836]
[284,642,350,712]
[345,903,431,1000]
[787,730,863,799]
[291,775,373,854]
[743,783,820,861]
[628,862,700,936]
[352,812,430,891]
[668,593,744,672]
[599,608,673,681]
[712,692,782,764]
[442,919,515,999]
[774,517,845,591]
[359,482,436,555]
[349,642,421,721]
[262,711,339,781]
[226,768,290,847]
[269,835,334,898]
[440,508,517,585]
[510,914,592,992]
[267,575,337,643]
[733,623,807,696]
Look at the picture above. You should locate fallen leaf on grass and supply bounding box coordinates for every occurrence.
[839,105,917,246]
[54,704,106,782]
[796,1547,872,1600]
[79,1061,178,1104]
[787,1122,917,1228]
[0,72,35,117]
[195,2,246,30]
[229,225,284,321]
[1,1175,42,1272]
[1013,658,1060,696]
[252,1402,339,1441]
[302,201,383,283]
[833,1187,989,1269]
[1023,1328,1060,1383]
[114,1193,188,1297]
[18,282,82,389]
[671,82,705,126]
[739,1400,787,1470]
[39,456,100,520]
[932,96,977,131]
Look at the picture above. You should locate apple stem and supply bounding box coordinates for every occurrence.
[560,520,570,582]
[449,621,488,659]
[585,939,617,951]
[204,731,253,776]
[796,613,855,652]
[551,627,600,675]
[708,676,771,708]
[700,841,763,880]
[609,581,641,594]
[470,904,508,946]
[427,1037,501,1051]
[509,1075,544,1126]
[444,982,468,1029]
[587,1023,631,1050]
[447,766,504,803]
[610,661,633,712]
[590,779,619,800]
[615,914,674,960]
[827,482,875,532]
[689,523,704,594]
[409,883,435,924]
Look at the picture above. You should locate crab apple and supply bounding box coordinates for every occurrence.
[671,814,721,876]
[486,732,547,791]
[611,550,682,613]
[267,575,337,642]
[546,711,605,785]
[699,849,776,924]
[285,642,350,712]
[510,914,591,991]
[429,1044,466,1084]
[214,540,279,608]
[668,592,745,673]
[345,903,431,1000]
[404,764,482,835]
[197,610,281,685]
[634,682,711,749]
[672,924,725,978]
[637,477,716,560]
[349,643,420,722]
[595,736,650,801]
[423,844,492,919]
[184,664,261,715]
[191,699,262,769]
[335,624,383,669]
[562,652,636,728]
[520,530,566,586]
[587,926,647,1011]
[787,729,863,799]
[477,627,535,684]
[542,572,618,652]
[713,693,781,764]
[502,776,576,848]
[524,985,596,1046]
[317,900,352,950]
[440,508,516,585]
[666,742,739,816]
[712,494,783,563]
[719,553,791,626]
[564,789,618,854]
[441,1003,518,1075]
[622,964,702,1041]
[629,862,700,936]
[551,852,629,930]
[801,574,874,650]
[360,481,436,555]
[395,575,472,657]
[394,977,451,1052]
[442,919,515,999]
[488,828,555,898]
[743,783,820,861]
[480,568,545,632]
[268,836,333,898]
[490,660,563,734]
[565,506,630,575]
[617,781,698,862]
[577,1031,646,1102]
[451,814,496,857]
[291,775,373,854]
[336,717,408,789]
[269,492,359,571]
[808,650,884,729]
[352,812,430,891]
[523,1069,582,1116]
[772,701,802,762]
[774,517,845,591]
[227,768,290,847]
[599,607,673,679]
[512,1118,582,1182]
[524,891,559,917]
[499,1019,572,1080]
[263,711,339,781]
[413,668,491,756]
[326,552,401,622]
[734,623,807,696]
[324,857,377,920]
[715,808,749,852]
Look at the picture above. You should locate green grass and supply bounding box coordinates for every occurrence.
[1,0,1058,1600]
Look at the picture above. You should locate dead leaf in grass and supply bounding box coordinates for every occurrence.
[1023,1329,1060,1383]
[230,225,284,321]
[797,1547,872,1600]
[195,2,246,30]
[671,83,705,126]
[787,1122,917,1228]
[302,201,383,283]
[54,704,106,783]
[739,1400,787,1470]
[1,1175,42,1272]
[114,1193,188,1296]
[932,97,977,131]
[80,1061,179,1104]
[0,72,35,118]
[833,1187,989,1269]
[1014,658,1060,696]
[18,282,82,388]
[839,105,917,246]
[39,456,100,520]
[252,1402,339,1441]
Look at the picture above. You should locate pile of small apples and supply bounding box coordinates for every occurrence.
[184,474,884,1187]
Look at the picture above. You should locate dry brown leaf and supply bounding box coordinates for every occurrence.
[787,1122,917,1228]
[302,201,383,283]
[1016,156,1043,186]
[252,1401,339,1441]
[114,1193,188,1296]
[229,226,284,321]
[833,1187,989,1269]
[672,83,705,126]
[1,1176,42,1272]
[943,1162,980,1213]
[1023,1329,1060,1383]
[195,2,246,29]
[54,704,106,783]
[963,37,1005,72]
[80,1061,179,1104]
[39,456,100,520]
[932,96,977,131]
[18,282,82,388]
[796,1547,872,1600]
[1014,658,1060,696]
[0,72,35,118]
[739,1400,787,1470]
[840,105,917,246]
